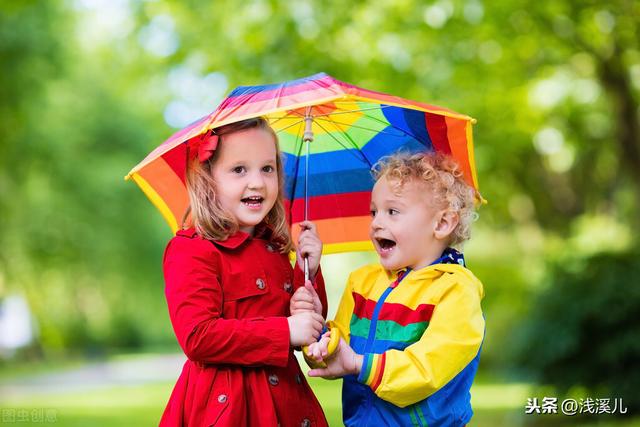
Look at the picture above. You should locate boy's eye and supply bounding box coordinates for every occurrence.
[232,166,246,174]
[388,209,399,215]
[262,165,275,173]
[370,210,377,217]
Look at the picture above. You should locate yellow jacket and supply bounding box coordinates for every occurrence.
[334,263,485,426]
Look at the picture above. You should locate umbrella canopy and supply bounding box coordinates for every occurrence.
[126,73,479,254]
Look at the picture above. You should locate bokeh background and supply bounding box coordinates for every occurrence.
[1,0,639,425]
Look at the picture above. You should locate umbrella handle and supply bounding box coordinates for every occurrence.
[304,257,309,282]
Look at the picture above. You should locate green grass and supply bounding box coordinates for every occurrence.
[2,378,638,426]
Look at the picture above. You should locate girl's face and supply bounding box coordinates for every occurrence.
[211,128,279,235]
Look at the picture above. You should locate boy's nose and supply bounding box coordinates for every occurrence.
[370,215,383,230]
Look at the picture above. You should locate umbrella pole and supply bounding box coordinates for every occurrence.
[303,113,314,281]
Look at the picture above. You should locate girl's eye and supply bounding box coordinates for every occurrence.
[262,165,275,173]
[388,209,399,215]
[232,166,245,174]
[370,210,377,217]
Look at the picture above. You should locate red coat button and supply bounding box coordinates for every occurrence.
[269,374,279,386]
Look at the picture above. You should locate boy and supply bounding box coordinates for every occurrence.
[300,152,485,426]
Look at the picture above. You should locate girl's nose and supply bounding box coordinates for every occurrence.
[247,172,265,189]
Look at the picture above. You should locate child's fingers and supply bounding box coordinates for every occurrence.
[307,368,322,377]
[311,345,323,361]
[308,368,334,378]
[293,290,313,302]
[293,301,315,311]
[298,221,317,233]
[297,241,311,258]
[298,228,320,240]
[310,313,324,331]
[297,300,315,310]
[298,234,321,249]
[303,280,319,296]
[291,293,313,307]
[292,287,313,301]
[297,238,319,258]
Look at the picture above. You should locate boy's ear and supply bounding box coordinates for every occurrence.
[434,210,459,240]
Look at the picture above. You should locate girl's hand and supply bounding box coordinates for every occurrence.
[290,280,323,316]
[296,221,322,280]
[308,338,363,379]
[287,312,324,347]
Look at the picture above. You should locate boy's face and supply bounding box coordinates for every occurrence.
[369,175,448,271]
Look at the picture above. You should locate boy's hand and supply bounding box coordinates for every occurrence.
[308,338,363,379]
[287,312,324,347]
[290,280,323,316]
[296,221,322,280]
[306,330,331,362]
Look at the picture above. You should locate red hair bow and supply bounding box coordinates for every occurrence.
[188,131,219,163]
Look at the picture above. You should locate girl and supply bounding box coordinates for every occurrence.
[160,117,329,427]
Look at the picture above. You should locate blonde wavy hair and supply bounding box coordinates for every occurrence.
[372,151,479,246]
[183,118,293,253]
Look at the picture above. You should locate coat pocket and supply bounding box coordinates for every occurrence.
[205,368,231,427]
[222,271,268,302]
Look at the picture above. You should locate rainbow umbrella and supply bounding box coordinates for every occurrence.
[126,73,479,257]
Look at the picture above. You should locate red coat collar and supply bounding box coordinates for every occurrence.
[214,230,251,249]
[176,224,273,250]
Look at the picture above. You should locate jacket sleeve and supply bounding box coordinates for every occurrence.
[332,272,356,341]
[163,236,290,367]
[357,275,485,407]
[293,263,328,319]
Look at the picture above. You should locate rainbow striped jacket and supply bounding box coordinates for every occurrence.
[333,263,485,427]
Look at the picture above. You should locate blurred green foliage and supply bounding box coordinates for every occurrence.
[0,0,638,403]
[514,247,640,412]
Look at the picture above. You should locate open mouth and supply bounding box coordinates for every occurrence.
[241,196,264,208]
[376,238,396,252]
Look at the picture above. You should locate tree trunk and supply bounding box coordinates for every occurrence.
[598,45,640,202]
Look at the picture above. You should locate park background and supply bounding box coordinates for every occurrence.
[1,0,639,425]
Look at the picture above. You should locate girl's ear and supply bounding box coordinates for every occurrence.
[434,210,459,241]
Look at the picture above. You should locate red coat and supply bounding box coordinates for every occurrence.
[160,227,329,427]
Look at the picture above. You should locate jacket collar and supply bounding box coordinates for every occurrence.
[213,230,251,249]
[178,223,274,250]
[387,248,468,280]
[213,222,274,250]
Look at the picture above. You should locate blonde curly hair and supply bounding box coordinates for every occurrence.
[372,151,479,246]
[183,118,293,253]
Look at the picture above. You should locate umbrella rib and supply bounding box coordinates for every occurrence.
[269,105,390,120]
[315,104,429,151]
[314,116,407,139]
[313,119,374,167]
[272,118,306,133]
[315,115,363,152]
[310,104,392,118]
[268,115,294,127]
[315,104,422,141]
[317,115,376,168]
